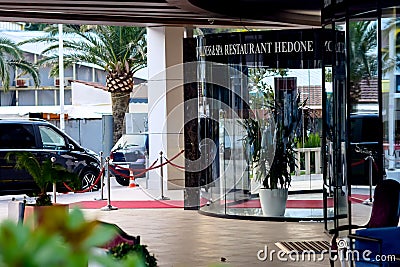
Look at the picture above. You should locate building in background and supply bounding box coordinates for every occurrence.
[0,29,148,153]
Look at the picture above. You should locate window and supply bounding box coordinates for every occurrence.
[0,124,36,149]
[39,126,66,149]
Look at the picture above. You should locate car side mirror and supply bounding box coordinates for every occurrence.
[68,144,75,151]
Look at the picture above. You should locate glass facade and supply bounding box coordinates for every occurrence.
[186,3,400,223]
[185,30,342,220]
[382,8,400,179]
[182,2,400,222]
[322,1,400,231]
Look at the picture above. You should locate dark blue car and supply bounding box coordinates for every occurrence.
[109,134,148,186]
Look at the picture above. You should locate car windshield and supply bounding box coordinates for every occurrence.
[112,134,147,151]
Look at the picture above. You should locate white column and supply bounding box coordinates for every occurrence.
[58,24,65,132]
[147,27,185,190]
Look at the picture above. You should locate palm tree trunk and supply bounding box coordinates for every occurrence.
[111,91,131,144]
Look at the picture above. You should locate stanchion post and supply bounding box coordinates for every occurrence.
[101,157,118,211]
[362,153,374,205]
[53,183,57,204]
[51,156,57,203]
[95,151,106,200]
[159,151,170,200]
[368,154,373,202]
[145,155,149,189]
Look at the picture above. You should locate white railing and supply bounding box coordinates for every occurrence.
[294,147,321,175]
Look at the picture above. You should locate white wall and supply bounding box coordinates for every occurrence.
[71,82,111,105]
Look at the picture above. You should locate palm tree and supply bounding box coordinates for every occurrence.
[0,37,40,91]
[348,21,377,108]
[20,25,147,143]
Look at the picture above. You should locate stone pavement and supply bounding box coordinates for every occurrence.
[0,176,374,267]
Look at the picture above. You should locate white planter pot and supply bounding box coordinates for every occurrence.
[259,188,288,216]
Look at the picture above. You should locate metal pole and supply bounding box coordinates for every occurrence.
[53,183,57,204]
[51,156,57,203]
[100,151,105,199]
[58,24,65,132]
[159,151,170,200]
[368,155,373,202]
[95,151,106,200]
[101,157,118,211]
[145,155,149,189]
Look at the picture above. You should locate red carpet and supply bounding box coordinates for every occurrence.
[71,194,369,209]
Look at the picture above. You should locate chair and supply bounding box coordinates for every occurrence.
[329,179,400,267]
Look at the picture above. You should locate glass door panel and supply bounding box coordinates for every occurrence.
[382,7,400,185]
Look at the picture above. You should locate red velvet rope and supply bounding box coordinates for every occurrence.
[110,158,159,178]
[350,158,379,172]
[111,149,185,178]
[63,149,185,191]
[163,156,185,169]
[351,159,365,167]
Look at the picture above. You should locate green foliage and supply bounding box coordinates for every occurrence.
[5,152,79,206]
[325,68,332,82]
[0,37,40,91]
[109,243,157,267]
[19,24,146,143]
[296,133,321,148]
[0,208,153,266]
[238,118,261,163]
[243,68,303,189]
[264,137,296,189]
[19,24,146,77]
[349,21,377,83]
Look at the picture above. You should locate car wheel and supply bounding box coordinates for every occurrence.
[80,169,100,191]
[115,175,129,186]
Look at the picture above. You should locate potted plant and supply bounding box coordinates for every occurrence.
[241,69,303,216]
[5,152,79,226]
[0,208,149,267]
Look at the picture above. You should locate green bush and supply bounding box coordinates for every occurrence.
[108,243,157,267]
[296,133,321,148]
[0,208,153,267]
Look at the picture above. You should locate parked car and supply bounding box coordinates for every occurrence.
[0,119,101,195]
[109,134,148,186]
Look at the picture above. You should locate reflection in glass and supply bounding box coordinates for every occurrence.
[199,65,329,220]
[382,8,400,179]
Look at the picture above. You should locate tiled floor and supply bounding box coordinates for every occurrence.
[0,176,374,267]
[83,208,333,267]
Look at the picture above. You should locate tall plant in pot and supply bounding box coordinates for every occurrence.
[241,69,303,216]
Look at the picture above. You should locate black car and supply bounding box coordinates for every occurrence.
[0,119,101,195]
[109,134,148,186]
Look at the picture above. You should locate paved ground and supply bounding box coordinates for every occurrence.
[0,176,374,267]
